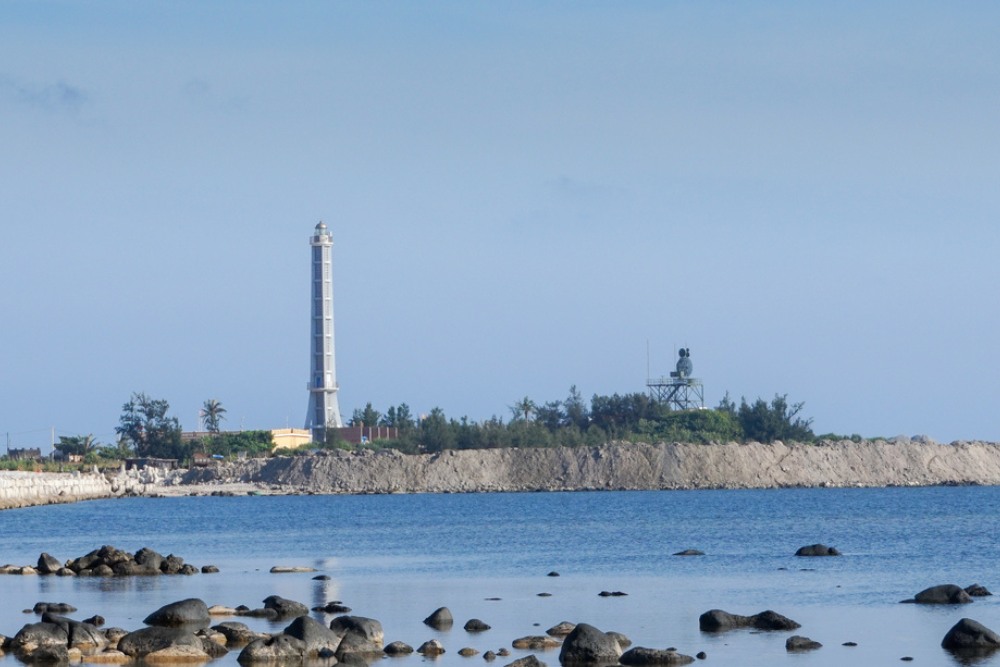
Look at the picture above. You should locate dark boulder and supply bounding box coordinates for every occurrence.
[786,636,822,651]
[607,631,631,649]
[117,626,205,658]
[39,615,106,651]
[905,584,973,605]
[699,609,800,632]
[620,647,695,665]
[512,636,561,649]
[547,622,575,637]
[32,603,76,615]
[282,615,341,657]
[160,554,186,574]
[103,627,129,646]
[383,641,413,655]
[558,623,623,665]
[314,602,352,614]
[112,560,157,576]
[753,610,801,630]
[36,554,63,575]
[237,635,308,664]
[673,550,705,557]
[417,639,445,655]
[795,544,841,557]
[329,615,383,656]
[941,618,1000,653]
[210,622,267,646]
[507,656,547,667]
[201,565,219,574]
[82,616,104,628]
[134,547,164,572]
[423,607,454,630]
[198,634,229,659]
[11,623,69,657]
[261,595,309,619]
[22,645,70,664]
[966,584,992,597]
[464,618,491,632]
[143,598,211,626]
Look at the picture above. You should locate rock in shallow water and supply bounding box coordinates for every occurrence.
[941,618,1000,652]
[794,544,841,557]
[423,607,453,630]
[620,647,695,665]
[143,598,210,627]
[785,635,822,651]
[904,584,972,604]
[558,623,622,665]
[383,641,413,655]
[699,609,800,632]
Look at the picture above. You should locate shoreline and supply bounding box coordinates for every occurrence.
[5,438,1000,509]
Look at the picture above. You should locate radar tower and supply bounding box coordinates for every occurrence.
[646,348,704,410]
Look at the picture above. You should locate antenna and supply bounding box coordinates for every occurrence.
[646,339,650,380]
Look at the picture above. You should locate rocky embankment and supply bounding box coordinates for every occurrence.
[6,438,1000,509]
[173,437,1000,495]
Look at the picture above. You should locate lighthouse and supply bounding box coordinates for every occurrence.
[305,222,343,442]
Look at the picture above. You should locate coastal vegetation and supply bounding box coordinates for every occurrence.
[332,388,815,454]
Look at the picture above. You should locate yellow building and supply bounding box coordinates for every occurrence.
[270,428,313,452]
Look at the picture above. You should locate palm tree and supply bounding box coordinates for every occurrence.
[200,399,227,433]
[509,396,537,422]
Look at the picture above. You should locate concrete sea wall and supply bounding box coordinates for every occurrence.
[0,471,114,510]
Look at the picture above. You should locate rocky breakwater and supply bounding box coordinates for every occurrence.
[0,471,115,511]
[176,437,1000,495]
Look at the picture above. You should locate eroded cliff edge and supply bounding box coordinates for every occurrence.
[174,438,1000,494]
[5,438,1000,510]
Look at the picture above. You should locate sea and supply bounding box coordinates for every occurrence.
[1,486,999,666]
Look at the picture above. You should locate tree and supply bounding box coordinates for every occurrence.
[563,386,589,429]
[200,399,227,433]
[509,396,536,422]
[55,434,99,457]
[419,407,454,452]
[535,400,564,432]
[115,392,183,458]
[737,394,814,444]
[381,403,415,432]
[351,402,381,427]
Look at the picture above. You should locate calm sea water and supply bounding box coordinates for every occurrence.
[1,487,998,666]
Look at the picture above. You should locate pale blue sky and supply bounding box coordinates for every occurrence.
[2,2,998,447]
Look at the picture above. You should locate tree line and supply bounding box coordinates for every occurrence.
[51,387,817,465]
[334,386,815,453]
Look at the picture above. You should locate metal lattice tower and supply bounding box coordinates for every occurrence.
[647,348,704,410]
[305,222,343,441]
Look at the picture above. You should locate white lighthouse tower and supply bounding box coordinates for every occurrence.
[305,222,343,442]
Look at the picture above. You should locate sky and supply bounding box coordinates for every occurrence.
[2,2,999,448]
